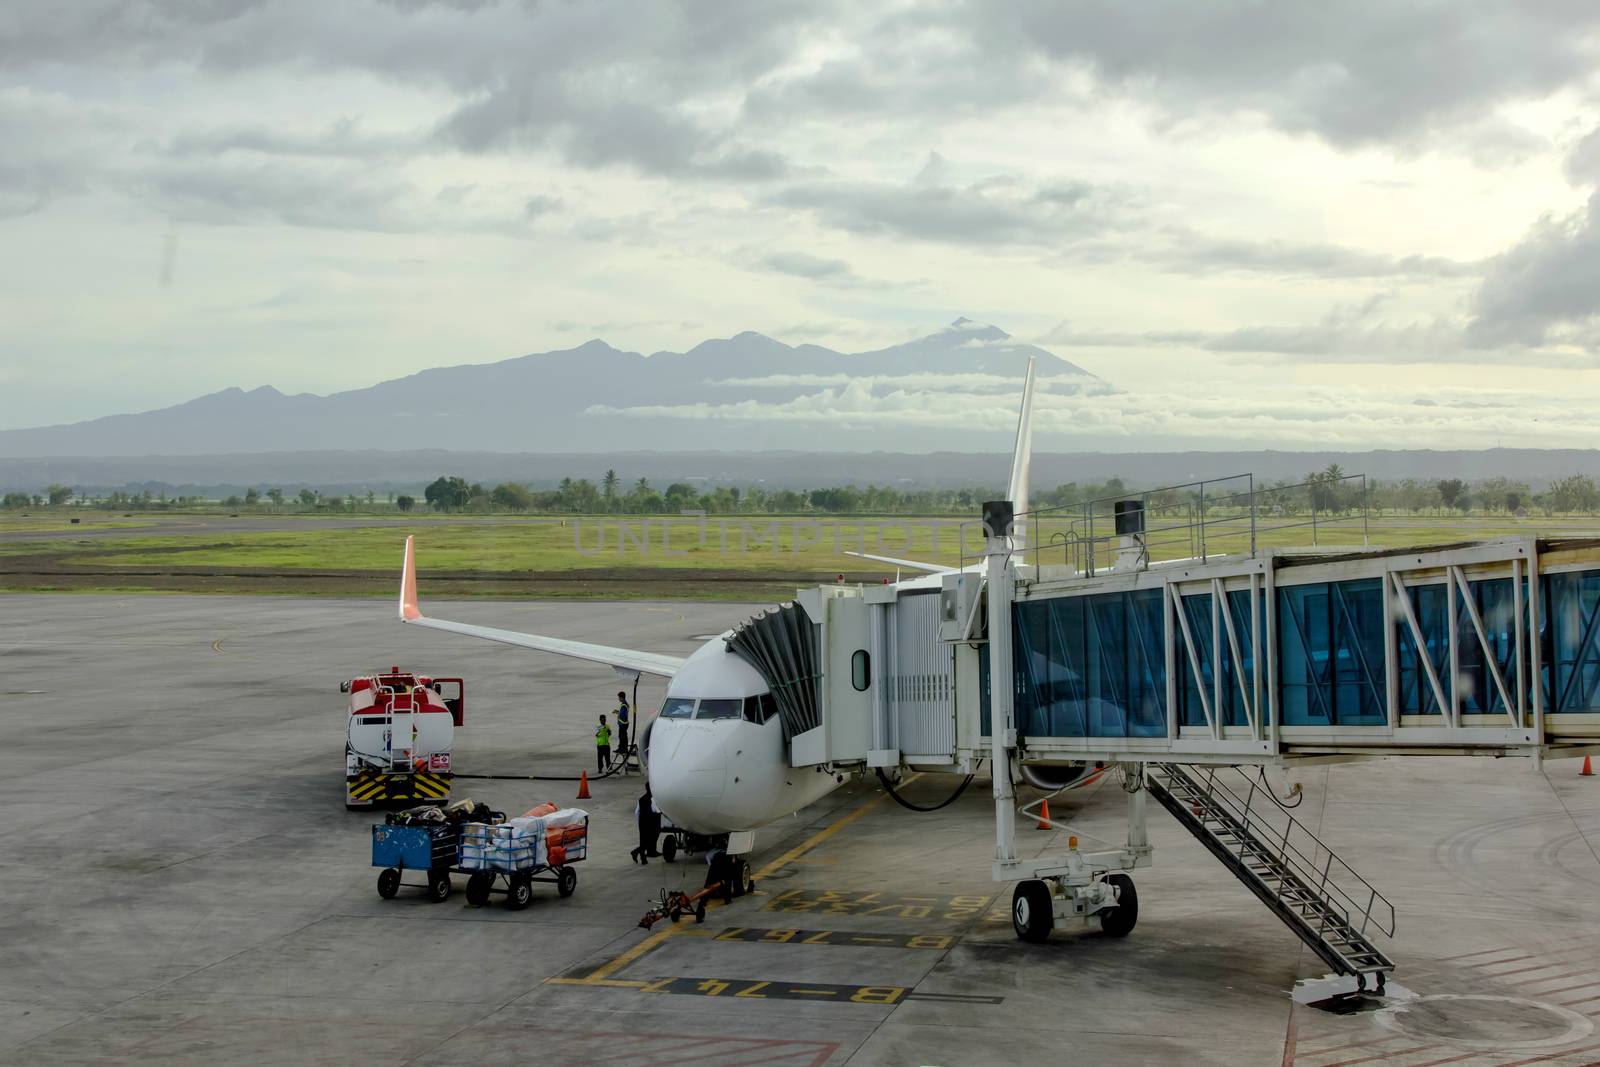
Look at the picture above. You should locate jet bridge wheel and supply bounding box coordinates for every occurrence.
[1012,880,1053,943]
[1098,873,1138,938]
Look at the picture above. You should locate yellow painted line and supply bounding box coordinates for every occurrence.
[581,927,680,983]
[545,977,647,989]
[753,782,905,881]
[556,785,897,991]
[210,639,225,654]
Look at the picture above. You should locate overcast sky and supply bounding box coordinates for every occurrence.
[4,1,1600,450]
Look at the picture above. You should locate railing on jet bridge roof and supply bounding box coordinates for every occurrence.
[957,472,1373,578]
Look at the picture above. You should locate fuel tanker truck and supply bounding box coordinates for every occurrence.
[342,668,463,809]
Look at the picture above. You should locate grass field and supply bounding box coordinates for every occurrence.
[2,510,1596,599]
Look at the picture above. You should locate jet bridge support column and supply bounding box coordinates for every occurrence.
[985,500,1021,879]
[1124,763,1149,855]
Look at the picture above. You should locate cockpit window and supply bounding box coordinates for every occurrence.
[696,698,741,720]
[660,697,695,719]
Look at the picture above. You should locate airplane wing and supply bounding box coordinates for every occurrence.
[844,550,957,575]
[398,536,685,678]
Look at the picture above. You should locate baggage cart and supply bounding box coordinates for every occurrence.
[371,823,458,902]
[455,817,586,910]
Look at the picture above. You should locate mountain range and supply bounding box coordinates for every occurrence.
[0,320,1101,458]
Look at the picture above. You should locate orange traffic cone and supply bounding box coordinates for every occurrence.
[576,771,592,799]
[1583,756,1594,777]
[1037,800,1051,829]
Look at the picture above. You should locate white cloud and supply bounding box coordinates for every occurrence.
[709,371,1105,390]
[590,380,1600,450]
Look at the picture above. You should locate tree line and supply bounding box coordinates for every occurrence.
[9,468,1600,517]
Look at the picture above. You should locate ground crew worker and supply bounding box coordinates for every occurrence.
[595,714,611,772]
[630,786,661,863]
[615,690,631,762]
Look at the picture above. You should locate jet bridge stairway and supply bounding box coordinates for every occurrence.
[1147,763,1397,990]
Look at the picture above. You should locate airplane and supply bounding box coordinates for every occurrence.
[395,358,1090,888]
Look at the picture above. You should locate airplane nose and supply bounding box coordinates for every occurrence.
[649,724,729,829]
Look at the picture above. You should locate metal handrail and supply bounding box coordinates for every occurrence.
[980,472,1373,578]
[1169,765,1395,940]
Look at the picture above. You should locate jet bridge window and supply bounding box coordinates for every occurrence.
[851,650,871,691]
[660,697,695,719]
[697,698,741,720]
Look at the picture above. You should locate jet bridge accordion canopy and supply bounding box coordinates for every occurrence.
[726,602,821,742]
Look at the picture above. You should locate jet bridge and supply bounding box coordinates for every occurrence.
[760,530,1599,776]
[966,480,1599,981]
[754,476,1599,980]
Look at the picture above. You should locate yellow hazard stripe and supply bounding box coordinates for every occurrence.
[348,770,453,802]
[412,772,451,798]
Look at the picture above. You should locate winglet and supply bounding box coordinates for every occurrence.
[1007,356,1037,546]
[400,535,421,621]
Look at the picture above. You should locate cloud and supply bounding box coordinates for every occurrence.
[760,251,853,281]
[0,88,114,217]
[709,370,1108,392]
[7,2,1597,173]
[1568,127,1600,186]
[164,118,415,160]
[1467,130,1600,350]
[752,249,906,291]
[589,377,1600,450]
[1144,231,1481,280]
[959,1,1600,151]
[438,91,793,179]
[523,194,561,217]
[1045,297,1593,366]
[770,167,1112,247]
[768,161,1477,276]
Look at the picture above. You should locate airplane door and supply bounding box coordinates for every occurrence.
[434,678,465,726]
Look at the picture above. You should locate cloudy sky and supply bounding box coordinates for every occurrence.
[4,1,1600,450]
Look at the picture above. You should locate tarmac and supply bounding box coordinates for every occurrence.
[2,593,1599,1066]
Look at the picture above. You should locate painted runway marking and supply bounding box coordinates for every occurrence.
[210,638,225,653]
[552,790,894,990]
[753,791,892,881]
[903,991,1007,1006]
[517,1031,838,1067]
[713,926,955,951]
[764,888,992,922]
[640,976,909,1004]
